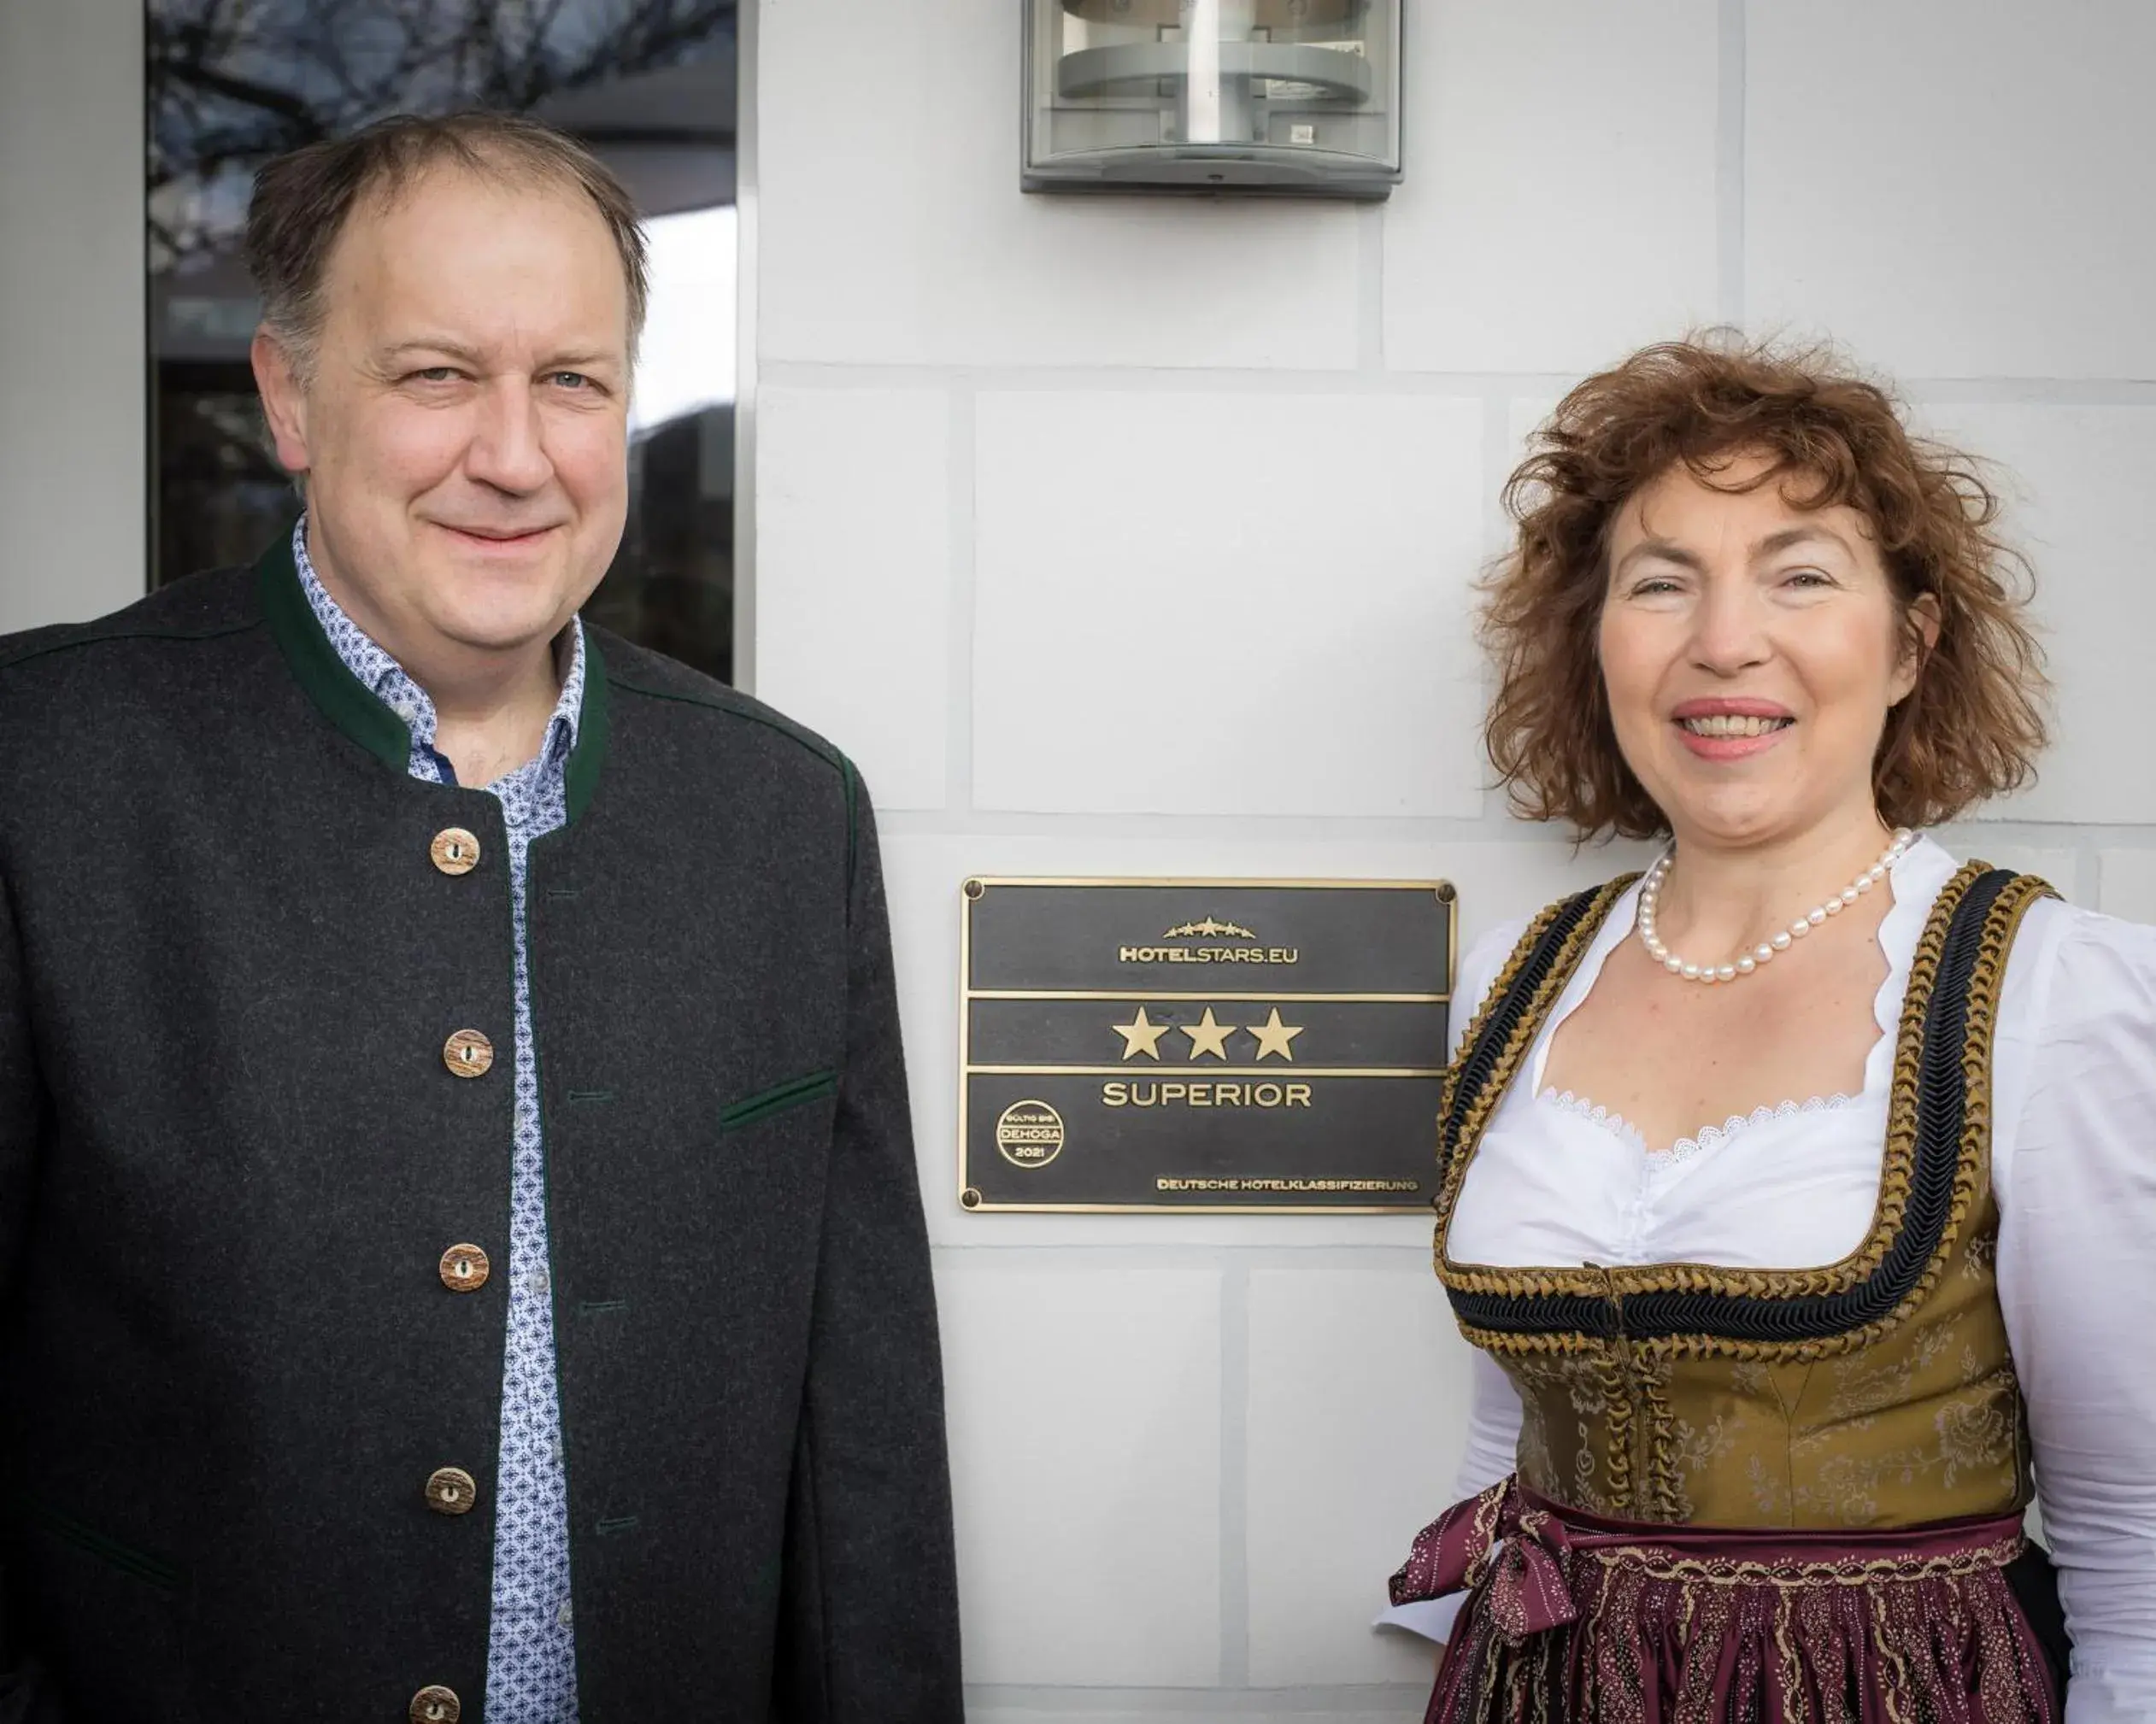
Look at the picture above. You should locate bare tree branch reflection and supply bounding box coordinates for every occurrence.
[150,0,735,271]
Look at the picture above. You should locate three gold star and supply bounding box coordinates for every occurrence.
[1248,1007,1303,1062]
[1180,1006,1234,1061]
[1112,1005,1172,1060]
[1113,1004,1305,1061]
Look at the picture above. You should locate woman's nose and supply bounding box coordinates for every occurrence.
[1687,582,1770,673]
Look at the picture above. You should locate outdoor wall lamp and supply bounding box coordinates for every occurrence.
[1023,0,1401,198]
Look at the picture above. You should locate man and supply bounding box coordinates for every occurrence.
[0,113,961,1721]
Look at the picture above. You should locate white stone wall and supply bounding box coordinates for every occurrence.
[749,3,2156,1715]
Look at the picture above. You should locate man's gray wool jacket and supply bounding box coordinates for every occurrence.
[0,531,964,1721]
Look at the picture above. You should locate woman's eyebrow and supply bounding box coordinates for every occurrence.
[1751,525,1852,561]
[1613,538,1707,575]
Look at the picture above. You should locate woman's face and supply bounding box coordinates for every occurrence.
[1598,452,1929,851]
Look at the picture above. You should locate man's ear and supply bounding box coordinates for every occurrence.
[251,326,312,476]
[1891,591,1943,704]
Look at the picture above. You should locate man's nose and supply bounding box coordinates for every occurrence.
[465,379,553,495]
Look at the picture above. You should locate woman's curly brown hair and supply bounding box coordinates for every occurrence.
[1483,335,2048,840]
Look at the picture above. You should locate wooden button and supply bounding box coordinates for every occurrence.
[429,827,481,876]
[443,1030,494,1078]
[426,1466,478,1516]
[438,1244,490,1293]
[409,1686,461,1724]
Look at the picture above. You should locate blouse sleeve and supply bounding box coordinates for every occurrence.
[1992,903,2156,1723]
[1446,918,1529,1063]
[1374,921,1531,1645]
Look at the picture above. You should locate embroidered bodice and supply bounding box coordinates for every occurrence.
[1432,858,2049,1530]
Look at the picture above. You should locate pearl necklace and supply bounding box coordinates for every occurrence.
[1637,830,1914,984]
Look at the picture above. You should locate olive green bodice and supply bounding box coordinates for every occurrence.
[1433,863,2053,1528]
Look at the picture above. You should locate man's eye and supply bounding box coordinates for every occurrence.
[549,372,591,390]
[410,367,461,384]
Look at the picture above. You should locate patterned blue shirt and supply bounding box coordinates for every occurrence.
[295,519,582,1722]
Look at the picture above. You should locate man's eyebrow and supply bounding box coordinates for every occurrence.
[379,337,487,366]
[375,340,624,374]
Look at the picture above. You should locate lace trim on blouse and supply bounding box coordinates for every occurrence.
[1536,1086,1862,1165]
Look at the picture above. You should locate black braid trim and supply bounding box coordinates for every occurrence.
[1437,886,1608,1170]
[1442,868,2013,1345]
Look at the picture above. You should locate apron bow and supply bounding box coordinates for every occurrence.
[1388,1474,1579,1641]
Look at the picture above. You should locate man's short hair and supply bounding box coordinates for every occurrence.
[244,110,649,384]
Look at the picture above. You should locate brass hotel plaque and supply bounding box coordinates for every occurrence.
[958,877,1456,1212]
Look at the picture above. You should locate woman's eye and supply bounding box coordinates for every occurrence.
[1783,568,1833,589]
[1630,577,1683,596]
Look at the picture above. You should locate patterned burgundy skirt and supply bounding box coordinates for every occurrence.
[1390,1476,2065,1724]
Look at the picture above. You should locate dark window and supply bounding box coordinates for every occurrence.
[146,0,738,682]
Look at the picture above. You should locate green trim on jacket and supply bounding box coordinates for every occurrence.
[254,523,611,818]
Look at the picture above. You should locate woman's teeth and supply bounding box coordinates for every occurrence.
[1679,714,1791,737]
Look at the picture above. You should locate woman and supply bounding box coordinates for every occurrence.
[1383,338,2155,1721]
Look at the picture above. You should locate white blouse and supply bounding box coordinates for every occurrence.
[1380,839,2156,1724]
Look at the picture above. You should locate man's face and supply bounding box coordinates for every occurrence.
[256,165,631,666]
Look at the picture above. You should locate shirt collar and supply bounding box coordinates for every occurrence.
[291,515,585,770]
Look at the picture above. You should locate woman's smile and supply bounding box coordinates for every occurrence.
[1671,697,1797,760]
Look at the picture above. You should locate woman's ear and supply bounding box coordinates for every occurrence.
[1891,592,1942,704]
